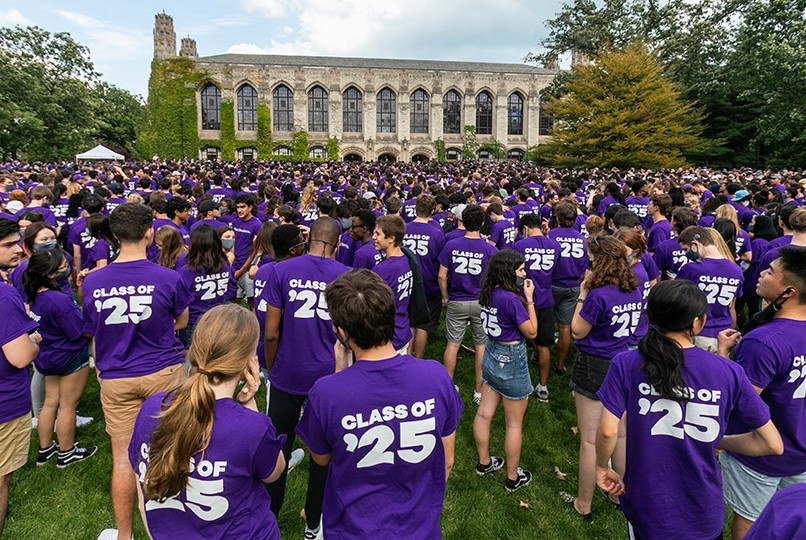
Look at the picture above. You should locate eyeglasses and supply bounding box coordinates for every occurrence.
[348,223,366,230]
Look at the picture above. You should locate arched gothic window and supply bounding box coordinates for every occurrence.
[201,83,221,130]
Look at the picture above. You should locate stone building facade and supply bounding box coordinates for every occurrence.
[153,13,561,162]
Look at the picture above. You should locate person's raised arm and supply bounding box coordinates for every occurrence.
[517,278,538,340]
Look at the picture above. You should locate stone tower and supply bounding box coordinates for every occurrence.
[179,37,197,59]
[153,13,176,60]
[571,49,592,68]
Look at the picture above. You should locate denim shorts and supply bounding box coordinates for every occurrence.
[481,340,533,400]
[719,451,806,520]
[569,350,611,400]
[55,346,90,377]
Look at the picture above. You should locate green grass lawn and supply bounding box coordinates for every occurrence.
[5,320,735,539]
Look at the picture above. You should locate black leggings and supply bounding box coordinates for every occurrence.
[266,385,329,530]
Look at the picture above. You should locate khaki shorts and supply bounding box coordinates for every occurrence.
[100,363,187,439]
[693,335,719,354]
[0,413,32,476]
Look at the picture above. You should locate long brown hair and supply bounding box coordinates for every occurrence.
[155,226,187,269]
[143,304,259,501]
[586,235,638,291]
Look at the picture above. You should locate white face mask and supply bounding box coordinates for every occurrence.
[742,200,750,207]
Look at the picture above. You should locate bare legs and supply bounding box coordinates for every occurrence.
[473,383,529,481]
[574,392,604,515]
[110,436,136,540]
[37,367,89,451]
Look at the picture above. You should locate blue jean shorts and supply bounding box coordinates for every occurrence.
[481,340,533,400]
[56,346,90,377]
[719,450,806,520]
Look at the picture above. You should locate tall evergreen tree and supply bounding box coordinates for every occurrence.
[541,43,710,169]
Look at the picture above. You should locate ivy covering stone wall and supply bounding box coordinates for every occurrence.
[138,58,273,159]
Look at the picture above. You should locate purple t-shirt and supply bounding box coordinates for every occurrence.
[647,219,672,253]
[489,219,517,250]
[29,289,88,376]
[598,347,770,540]
[295,355,463,540]
[352,240,384,270]
[768,235,792,250]
[14,205,57,227]
[744,483,806,540]
[86,238,115,269]
[548,227,588,288]
[0,282,38,423]
[676,258,743,338]
[82,260,191,379]
[265,254,350,395]
[253,262,276,369]
[129,393,284,540]
[401,199,417,223]
[373,255,414,350]
[230,216,262,270]
[403,221,446,299]
[179,263,237,326]
[625,196,650,227]
[444,228,466,242]
[481,289,529,342]
[736,228,752,257]
[509,203,535,231]
[438,236,497,301]
[514,235,560,309]
[576,284,644,358]
[68,216,98,271]
[698,215,715,228]
[728,318,806,476]
[653,238,688,280]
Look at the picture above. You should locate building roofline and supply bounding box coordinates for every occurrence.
[196,53,556,75]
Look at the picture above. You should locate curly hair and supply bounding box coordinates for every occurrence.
[479,249,525,308]
[586,235,638,292]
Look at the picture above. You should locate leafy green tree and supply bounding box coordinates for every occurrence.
[542,43,710,169]
[292,131,309,161]
[0,26,144,160]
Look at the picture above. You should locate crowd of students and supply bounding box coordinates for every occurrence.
[0,158,804,539]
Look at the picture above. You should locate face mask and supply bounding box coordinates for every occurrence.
[515,275,525,288]
[54,268,70,282]
[340,218,352,229]
[626,254,635,264]
[742,200,750,207]
[685,248,701,262]
[221,238,235,250]
[33,240,57,252]
[334,328,351,350]
[740,288,793,334]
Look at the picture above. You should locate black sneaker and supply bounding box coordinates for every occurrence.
[505,468,532,492]
[36,442,58,467]
[476,456,505,475]
[56,445,97,469]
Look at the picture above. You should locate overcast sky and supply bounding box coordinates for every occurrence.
[0,0,566,99]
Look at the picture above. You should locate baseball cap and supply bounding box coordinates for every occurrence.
[733,190,751,202]
[451,204,467,221]
[198,200,221,215]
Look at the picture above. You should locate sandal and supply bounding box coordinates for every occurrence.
[600,488,621,509]
[559,491,593,523]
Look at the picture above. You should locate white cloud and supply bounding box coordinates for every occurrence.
[53,10,104,28]
[0,8,35,27]
[231,0,561,64]
[240,0,292,18]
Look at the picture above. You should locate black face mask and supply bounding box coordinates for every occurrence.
[334,327,351,350]
[740,288,793,334]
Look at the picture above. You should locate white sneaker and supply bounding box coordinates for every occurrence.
[76,414,94,428]
[31,416,38,430]
[473,391,482,405]
[304,517,323,540]
[97,529,133,540]
[288,448,305,472]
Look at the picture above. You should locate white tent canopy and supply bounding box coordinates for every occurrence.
[75,145,124,161]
